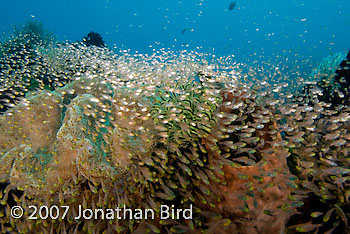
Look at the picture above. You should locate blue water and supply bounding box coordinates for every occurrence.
[1,2,350,233]
[1,0,349,73]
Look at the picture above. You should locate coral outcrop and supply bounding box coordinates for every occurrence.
[0,44,296,233]
[82,32,106,48]
[1,23,350,233]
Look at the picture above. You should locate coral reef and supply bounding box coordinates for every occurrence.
[284,101,350,233]
[0,23,350,234]
[301,51,350,106]
[284,51,350,234]
[201,88,293,233]
[310,52,347,80]
[0,20,56,114]
[0,38,297,233]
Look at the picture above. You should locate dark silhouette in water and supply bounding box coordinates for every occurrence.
[337,50,350,77]
[228,2,236,11]
[295,49,350,107]
[334,50,350,97]
[82,31,106,47]
[319,49,350,105]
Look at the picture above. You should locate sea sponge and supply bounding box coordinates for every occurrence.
[0,90,62,191]
[0,90,62,152]
[198,88,293,233]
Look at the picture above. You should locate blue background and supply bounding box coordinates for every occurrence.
[1,0,349,75]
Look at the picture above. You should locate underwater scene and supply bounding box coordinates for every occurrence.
[0,0,350,233]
